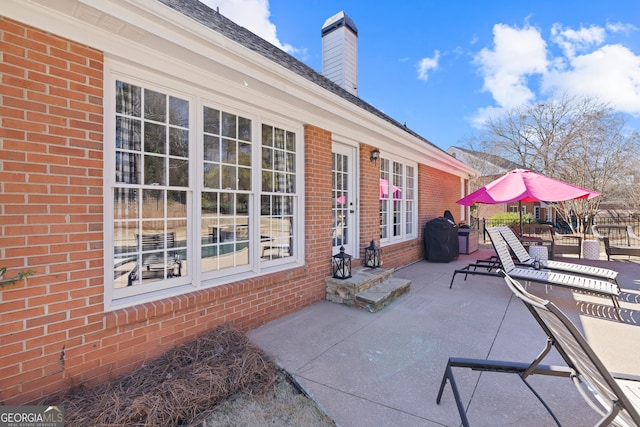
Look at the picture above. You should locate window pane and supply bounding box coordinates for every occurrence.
[203,106,220,134]
[169,128,189,157]
[260,195,293,261]
[116,152,140,184]
[238,167,251,191]
[144,89,166,122]
[262,171,273,192]
[285,131,295,152]
[286,153,295,173]
[116,117,141,150]
[204,135,220,162]
[238,116,251,141]
[262,147,273,169]
[203,163,220,189]
[221,165,236,189]
[116,81,141,116]
[142,189,164,219]
[169,158,189,187]
[221,112,236,138]
[221,138,236,164]
[169,96,189,127]
[114,188,138,220]
[238,142,251,166]
[274,128,285,149]
[262,124,273,146]
[144,122,166,154]
[168,191,187,218]
[144,155,165,185]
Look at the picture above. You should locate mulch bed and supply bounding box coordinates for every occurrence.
[46,323,278,426]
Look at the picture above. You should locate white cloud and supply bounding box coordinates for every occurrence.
[471,20,640,127]
[543,44,640,115]
[198,0,300,55]
[473,23,548,108]
[469,105,507,129]
[607,21,638,35]
[416,50,440,81]
[550,23,605,58]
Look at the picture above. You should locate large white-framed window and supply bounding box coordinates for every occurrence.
[106,65,303,309]
[379,157,417,243]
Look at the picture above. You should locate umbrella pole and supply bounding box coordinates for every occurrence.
[519,201,523,235]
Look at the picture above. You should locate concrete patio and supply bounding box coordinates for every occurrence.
[249,245,640,426]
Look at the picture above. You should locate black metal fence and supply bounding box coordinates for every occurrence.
[470,216,640,245]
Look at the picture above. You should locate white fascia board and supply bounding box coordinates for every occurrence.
[3,0,476,179]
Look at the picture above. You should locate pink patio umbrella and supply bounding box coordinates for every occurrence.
[456,169,600,233]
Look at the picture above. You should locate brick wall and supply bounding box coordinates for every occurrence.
[0,17,105,404]
[0,18,330,405]
[358,144,380,263]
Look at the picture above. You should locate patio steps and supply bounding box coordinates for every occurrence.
[325,266,411,312]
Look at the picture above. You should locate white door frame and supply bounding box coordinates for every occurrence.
[331,142,359,257]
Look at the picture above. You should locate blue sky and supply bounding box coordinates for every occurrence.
[200,1,640,151]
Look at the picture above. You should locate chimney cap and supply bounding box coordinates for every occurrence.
[321,11,358,36]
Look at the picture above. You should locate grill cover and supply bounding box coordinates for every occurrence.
[423,217,459,262]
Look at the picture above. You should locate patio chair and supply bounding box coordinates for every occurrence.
[127,232,182,286]
[592,225,640,261]
[497,226,619,284]
[450,228,621,319]
[437,270,640,427]
[509,224,556,259]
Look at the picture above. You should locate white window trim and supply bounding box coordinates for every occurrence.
[104,60,305,311]
[379,154,418,246]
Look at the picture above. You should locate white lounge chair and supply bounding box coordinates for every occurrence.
[450,228,621,320]
[498,226,618,283]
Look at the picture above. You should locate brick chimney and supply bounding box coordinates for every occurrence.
[321,11,358,96]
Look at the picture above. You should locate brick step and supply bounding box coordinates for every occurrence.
[325,266,410,312]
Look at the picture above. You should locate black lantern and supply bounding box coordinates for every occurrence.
[332,246,352,279]
[364,240,380,268]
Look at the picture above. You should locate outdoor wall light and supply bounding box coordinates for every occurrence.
[370,148,380,163]
[364,240,380,268]
[332,246,352,279]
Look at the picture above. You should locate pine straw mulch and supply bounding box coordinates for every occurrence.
[46,323,279,427]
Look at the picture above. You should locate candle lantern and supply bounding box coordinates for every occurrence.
[332,246,352,279]
[364,240,380,268]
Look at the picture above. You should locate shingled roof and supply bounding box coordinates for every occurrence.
[158,0,444,153]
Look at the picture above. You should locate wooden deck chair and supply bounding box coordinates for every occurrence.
[497,226,619,284]
[437,270,640,426]
[450,228,621,319]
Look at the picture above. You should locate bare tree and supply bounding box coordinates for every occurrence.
[476,94,640,232]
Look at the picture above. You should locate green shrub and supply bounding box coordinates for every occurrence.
[488,212,535,227]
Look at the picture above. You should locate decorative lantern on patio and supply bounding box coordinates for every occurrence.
[364,240,380,268]
[332,246,352,279]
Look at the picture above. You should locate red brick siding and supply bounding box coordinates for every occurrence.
[1,17,105,404]
[381,163,462,266]
[0,18,330,405]
[358,144,380,264]
[304,124,334,277]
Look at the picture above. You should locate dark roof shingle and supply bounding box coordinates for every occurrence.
[158,0,443,152]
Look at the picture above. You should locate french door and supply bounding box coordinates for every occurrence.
[332,143,358,256]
